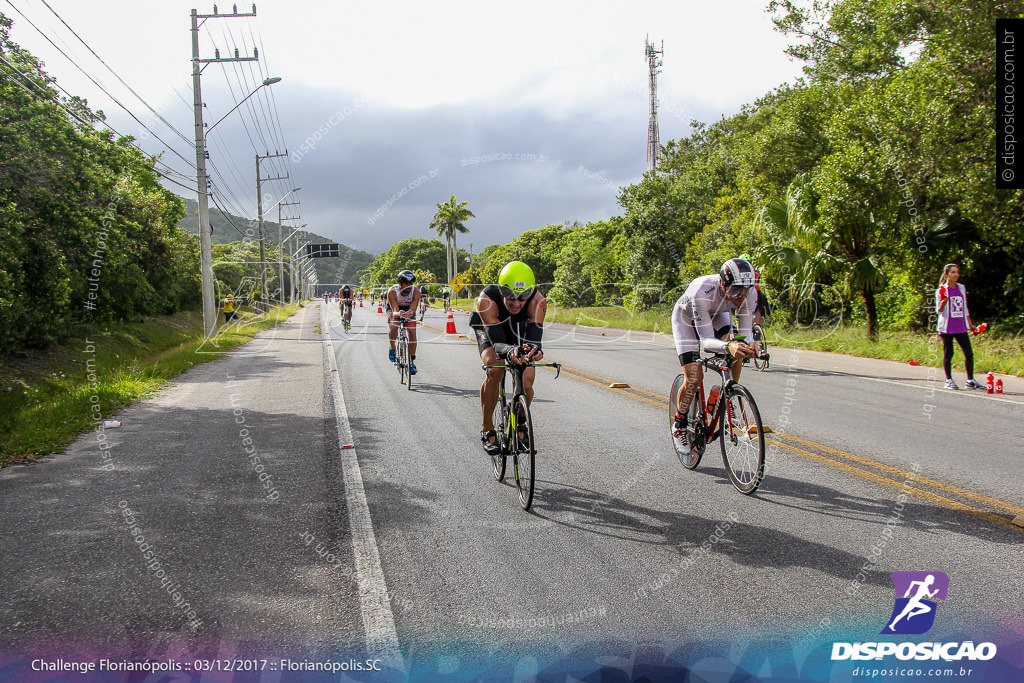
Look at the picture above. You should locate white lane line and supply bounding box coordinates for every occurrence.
[321,306,403,670]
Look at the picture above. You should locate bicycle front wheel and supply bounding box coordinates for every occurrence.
[491,396,507,482]
[718,384,766,494]
[510,395,535,510]
[397,337,408,385]
[752,324,769,371]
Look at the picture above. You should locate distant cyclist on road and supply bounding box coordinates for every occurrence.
[338,284,354,327]
[387,270,421,375]
[469,262,547,455]
[670,258,758,455]
[739,253,770,327]
[443,287,452,311]
[418,283,430,320]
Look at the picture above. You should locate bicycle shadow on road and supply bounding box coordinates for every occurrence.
[752,467,1024,545]
[398,382,479,399]
[526,473,1021,592]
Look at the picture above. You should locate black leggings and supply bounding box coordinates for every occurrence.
[941,332,974,379]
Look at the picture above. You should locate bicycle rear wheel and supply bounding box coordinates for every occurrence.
[670,373,704,469]
[752,324,769,371]
[510,395,535,510]
[490,395,507,481]
[718,383,766,494]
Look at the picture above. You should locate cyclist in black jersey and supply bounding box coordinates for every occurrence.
[469,262,547,455]
[338,284,354,326]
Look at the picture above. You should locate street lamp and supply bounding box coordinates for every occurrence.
[194,75,281,336]
[208,77,282,133]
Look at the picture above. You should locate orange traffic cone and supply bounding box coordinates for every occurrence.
[359,300,363,307]
[445,310,457,334]
[377,302,383,313]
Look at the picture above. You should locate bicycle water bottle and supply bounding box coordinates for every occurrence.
[986,372,994,393]
[995,378,1003,394]
[707,386,721,418]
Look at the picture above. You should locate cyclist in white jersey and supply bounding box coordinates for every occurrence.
[670,258,758,455]
[387,270,421,374]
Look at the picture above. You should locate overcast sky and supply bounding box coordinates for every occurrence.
[5,0,807,254]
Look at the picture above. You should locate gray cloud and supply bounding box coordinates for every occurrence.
[127,79,738,255]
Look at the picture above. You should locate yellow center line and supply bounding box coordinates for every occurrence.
[558,363,669,401]
[770,433,1024,517]
[769,439,1021,532]
[558,368,666,408]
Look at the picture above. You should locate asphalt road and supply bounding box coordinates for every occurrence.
[326,301,1023,668]
[1,299,1021,679]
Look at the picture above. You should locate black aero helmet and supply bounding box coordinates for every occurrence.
[720,258,756,289]
[397,270,416,284]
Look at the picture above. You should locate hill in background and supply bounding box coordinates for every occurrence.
[178,198,374,286]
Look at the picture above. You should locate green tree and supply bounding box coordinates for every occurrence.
[479,225,569,287]
[0,12,194,349]
[363,239,447,287]
[549,220,625,306]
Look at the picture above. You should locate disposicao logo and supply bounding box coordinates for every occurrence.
[831,571,997,662]
[882,571,948,635]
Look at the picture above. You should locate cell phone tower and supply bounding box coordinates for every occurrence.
[645,36,663,171]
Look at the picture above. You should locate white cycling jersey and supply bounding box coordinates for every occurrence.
[671,274,755,357]
[388,284,417,311]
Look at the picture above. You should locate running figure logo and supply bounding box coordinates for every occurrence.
[881,571,949,635]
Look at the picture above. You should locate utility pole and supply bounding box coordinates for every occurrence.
[278,198,300,302]
[256,152,288,310]
[192,4,259,337]
[645,36,663,172]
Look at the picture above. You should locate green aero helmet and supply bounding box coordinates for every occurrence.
[497,261,536,301]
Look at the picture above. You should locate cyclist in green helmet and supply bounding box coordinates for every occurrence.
[469,261,547,455]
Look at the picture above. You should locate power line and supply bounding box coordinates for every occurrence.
[3,0,198,171]
[36,0,195,148]
[0,51,195,193]
[209,190,254,238]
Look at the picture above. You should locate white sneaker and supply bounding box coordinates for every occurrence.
[672,422,690,454]
[945,379,959,390]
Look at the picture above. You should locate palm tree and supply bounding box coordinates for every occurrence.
[428,195,474,284]
[757,174,887,339]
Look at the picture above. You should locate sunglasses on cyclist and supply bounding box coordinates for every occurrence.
[499,286,535,302]
[726,285,752,297]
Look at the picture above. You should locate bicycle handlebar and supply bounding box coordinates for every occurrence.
[482,362,561,378]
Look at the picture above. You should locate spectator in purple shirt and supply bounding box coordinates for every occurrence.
[935,263,980,390]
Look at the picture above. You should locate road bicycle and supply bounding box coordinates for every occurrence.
[418,298,428,322]
[483,349,561,510]
[394,319,415,391]
[751,322,770,371]
[669,353,766,494]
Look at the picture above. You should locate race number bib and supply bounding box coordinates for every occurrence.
[950,297,965,318]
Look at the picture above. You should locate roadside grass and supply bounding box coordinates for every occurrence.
[0,303,305,467]
[761,323,1024,377]
[448,300,1024,378]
